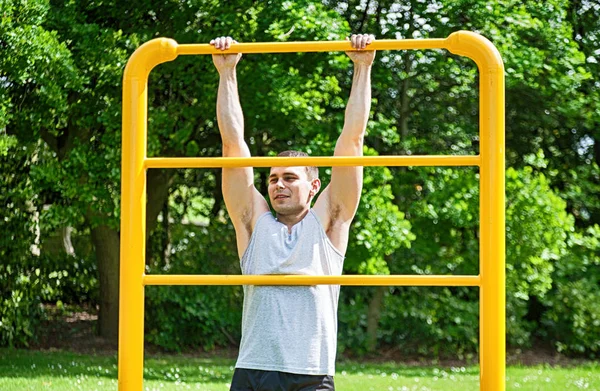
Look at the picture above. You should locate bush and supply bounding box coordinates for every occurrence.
[0,136,44,347]
[541,225,600,357]
[337,288,370,355]
[37,252,99,305]
[504,166,573,348]
[370,165,576,355]
[144,220,243,351]
[338,286,479,358]
[0,264,45,347]
[381,287,479,358]
[0,251,98,347]
[1,135,100,346]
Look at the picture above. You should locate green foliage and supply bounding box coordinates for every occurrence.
[393,167,480,276]
[338,286,479,358]
[504,165,574,346]
[542,225,600,356]
[381,287,479,358]
[0,280,43,348]
[337,290,370,354]
[506,165,572,299]
[0,133,97,347]
[381,167,479,354]
[346,149,415,276]
[0,134,41,347]
[0,0,81,141]
[0,253,98,348]
[145,221,242,351]
[383,164,575,352]
[37,252,99,306]
[1,0,599,357]
[558,163,600,227]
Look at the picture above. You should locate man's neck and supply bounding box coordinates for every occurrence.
[276,208,310,233]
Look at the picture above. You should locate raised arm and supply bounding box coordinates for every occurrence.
[211,37,269,257]
[313,34,375,253]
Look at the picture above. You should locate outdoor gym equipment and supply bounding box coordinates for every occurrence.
[119,31,505,391]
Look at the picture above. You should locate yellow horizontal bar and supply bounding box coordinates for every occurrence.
[145,155,480,169]
[143,274,480,286]
[177,39,448,55]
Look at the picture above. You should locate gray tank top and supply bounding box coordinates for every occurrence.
[235,210,345,376]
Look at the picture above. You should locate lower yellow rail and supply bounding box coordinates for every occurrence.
[143,274,481,286]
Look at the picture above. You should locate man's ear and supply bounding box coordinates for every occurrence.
[310,178,322,196]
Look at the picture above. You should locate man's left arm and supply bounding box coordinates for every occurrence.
[314,34,375,231]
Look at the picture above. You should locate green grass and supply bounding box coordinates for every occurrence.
[1,348,599,390]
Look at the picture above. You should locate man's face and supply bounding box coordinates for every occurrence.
[268,166,320,216]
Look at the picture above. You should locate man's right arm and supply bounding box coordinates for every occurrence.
[212,37,269,257]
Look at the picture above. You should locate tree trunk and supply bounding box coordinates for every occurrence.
[366,286,386,352]
[91,169,172,341]
[145,168,173,268]
[90,224,120,342]
[146,169,172,239]
[210,168,223,219]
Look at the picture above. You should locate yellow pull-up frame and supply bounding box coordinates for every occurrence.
[119,31,505,391]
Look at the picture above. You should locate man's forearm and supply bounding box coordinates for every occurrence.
[217,70,245,153]
[343,64,372,142]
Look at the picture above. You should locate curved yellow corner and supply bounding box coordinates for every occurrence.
[123,38,179,80]
[446,31,504,71]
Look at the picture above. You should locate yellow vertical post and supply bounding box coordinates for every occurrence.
[448,32,506,391]
[119,38,178,391]
[480,44,506,391]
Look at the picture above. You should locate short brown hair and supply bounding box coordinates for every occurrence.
[277,150,319,181]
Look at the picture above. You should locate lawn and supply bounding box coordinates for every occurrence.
[1,348,599,390]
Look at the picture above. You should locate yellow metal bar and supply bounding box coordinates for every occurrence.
[448,32,506,390]
[119,39,177,391]
[177,39,448,55]
[143,274,481,286]
[145,155,480,169]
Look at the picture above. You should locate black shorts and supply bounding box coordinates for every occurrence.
[230,368,335,391]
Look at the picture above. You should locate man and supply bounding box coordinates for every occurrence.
[210,34,375,391]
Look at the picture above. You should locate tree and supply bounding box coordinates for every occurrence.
[0,0,81,345]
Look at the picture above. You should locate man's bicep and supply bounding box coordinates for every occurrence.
[326,133,364,221]
[327,166,363,222]
[221,140,260,223]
